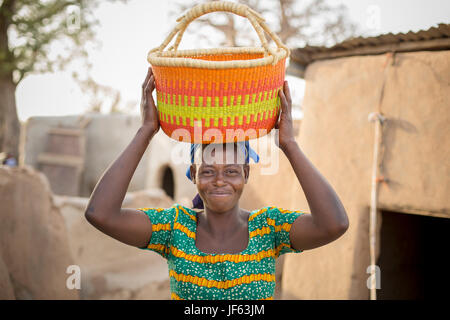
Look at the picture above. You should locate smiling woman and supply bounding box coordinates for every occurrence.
[186,141,259,210]
[84,67,349,300]
[135,141,308,299]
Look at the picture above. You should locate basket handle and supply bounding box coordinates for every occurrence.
[151,1,289,65]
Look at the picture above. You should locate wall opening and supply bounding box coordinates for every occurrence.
[376,210,449,299]
[161,166,175,199]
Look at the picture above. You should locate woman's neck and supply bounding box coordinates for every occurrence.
[199,205,247,240]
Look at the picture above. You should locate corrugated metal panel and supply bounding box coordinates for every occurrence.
[290,24,450,69]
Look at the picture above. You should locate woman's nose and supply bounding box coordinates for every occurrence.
[213,171,226,185]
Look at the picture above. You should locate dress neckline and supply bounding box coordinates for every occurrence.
[182,205,259,256]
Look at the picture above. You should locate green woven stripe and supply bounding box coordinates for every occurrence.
[156,92,281,127]
[169,276,275,300]
[168,257,275,281]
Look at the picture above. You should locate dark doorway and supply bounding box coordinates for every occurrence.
[376,210,449,300]
[161,166,175,199]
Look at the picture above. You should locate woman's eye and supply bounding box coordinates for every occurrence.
[200,168,239,175]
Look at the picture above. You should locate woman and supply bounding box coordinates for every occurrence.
[85,67,349,300]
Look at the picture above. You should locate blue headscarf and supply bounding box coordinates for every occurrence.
[186,141,260,209]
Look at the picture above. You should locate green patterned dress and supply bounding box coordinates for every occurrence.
[137,203,306,300]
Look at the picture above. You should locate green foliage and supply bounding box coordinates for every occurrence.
[0,0,129,85]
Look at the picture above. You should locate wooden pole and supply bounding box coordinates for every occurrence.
[368,111,384,300]
[367,52,393,300]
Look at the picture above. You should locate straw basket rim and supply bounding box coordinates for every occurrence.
[148,46,288,69]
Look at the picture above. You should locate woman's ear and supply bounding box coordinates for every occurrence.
[243,164,250,184]
[190,164,196,184]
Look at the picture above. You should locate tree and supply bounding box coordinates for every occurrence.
[73,73,137,115]
[0,0,128,161]
[171,0,358,50]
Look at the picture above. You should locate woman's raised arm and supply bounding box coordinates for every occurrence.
[84,68,161,248]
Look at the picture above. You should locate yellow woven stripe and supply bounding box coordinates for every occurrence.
[174,222,196,239]
[172,206,196,239]
[147,243,167,253]
[267,218,292,233]
[275,243,292,257]
[152,223,171,232]
[248,207,270,222]
[178,206,197,222]
[156,91,280,127]
[249,226,271,238]
[137,207,165,212]
[170,246,275,264]
[169,270,275,289]
[171,292,184,300]
[279,208,303,214]
[174,205,180,220]
[172,289,273,300]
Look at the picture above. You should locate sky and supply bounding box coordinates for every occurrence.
[14,0,450,122]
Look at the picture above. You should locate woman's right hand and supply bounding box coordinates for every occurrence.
[140,67,160,133]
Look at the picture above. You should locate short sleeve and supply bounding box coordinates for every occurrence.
[136,206,176,258]
[267,207,307,257]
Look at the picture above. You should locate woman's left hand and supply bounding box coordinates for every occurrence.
[275,81,296,151]
[140,67,160,133]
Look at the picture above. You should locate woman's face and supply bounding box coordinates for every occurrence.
[190,144,249,212]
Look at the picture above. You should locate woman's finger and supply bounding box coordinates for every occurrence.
[284,81,292,105]
[142,68,153,86]
[144,75,155,106]
[141,68,153,95]
[147,75,155,93]
[143,75,155,95]
[144,75,156,104]
[279,87,288,112]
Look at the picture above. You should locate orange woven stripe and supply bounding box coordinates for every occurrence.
[249,226,272,238]
[248,207,270,222]
[279,208,304,214]
[267,218,292,233]
[275,243,292,257]
[152,57,286,90]
[169,270,275,290]
[152,223,171,232]
[158,110,279,143]
[157,78,283,102]
[174,222,196,239]
[157,89,280,107]
[146,243,167,253]
[178,206,197,222]
[170,246,275,264]
[171,291,273,300]
[137,207,164,212]
[171,292,184,300]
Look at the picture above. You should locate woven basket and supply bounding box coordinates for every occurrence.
[148,1,290,144]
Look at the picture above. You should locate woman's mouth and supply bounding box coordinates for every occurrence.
[209,191,232,197]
